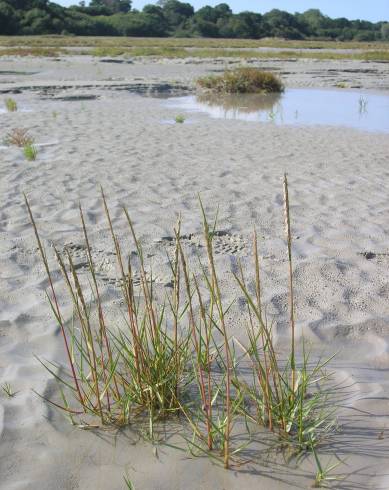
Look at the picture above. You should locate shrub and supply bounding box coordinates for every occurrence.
[197,67,284,94]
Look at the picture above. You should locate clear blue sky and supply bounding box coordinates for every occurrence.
[56,0,389,22]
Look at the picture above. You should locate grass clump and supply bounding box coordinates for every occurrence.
[23,143,38,161]
[234,177,335,451]
[5,97,17,112]
[175,114,185,124]
[26,177,338,473]
[5,128,34,147]
[197,68,284,94]
[26,193,192,436]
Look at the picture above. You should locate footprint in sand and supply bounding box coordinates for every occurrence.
[99,270,172,289]
[212,231,246,256]
[58,242,89,271]
[58,242,115,273]
[155,231,247,256]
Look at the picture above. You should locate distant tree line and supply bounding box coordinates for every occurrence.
[1,0,388,40]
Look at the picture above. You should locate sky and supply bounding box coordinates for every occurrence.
[56,0,389,23]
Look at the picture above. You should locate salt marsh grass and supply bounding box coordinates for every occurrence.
[175,115,185,124]
[234,176,336,451]
[26,177,338,475]
[0,47,63,57]
[23,143,38,161]
[0,36,389,62]
[0,36,387,51]
[5,128,34,147]
[197,68,284,94]
[26,192,192,436]
[0,36,388,61]
[5,97,17,112]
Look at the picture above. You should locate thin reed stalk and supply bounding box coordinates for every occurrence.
[283,173,296,395]
[199,199,232,469]
[24,195,85,409]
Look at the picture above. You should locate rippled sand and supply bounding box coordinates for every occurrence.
[1,56,389,489]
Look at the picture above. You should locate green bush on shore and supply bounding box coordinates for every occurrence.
[197,68,284,94]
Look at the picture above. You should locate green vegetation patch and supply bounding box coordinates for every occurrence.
[23,143,38,161]
[5,97,17,112]
[89,46,389,62]
[197,67,284,94]
[0,47,64,57]
[1,36,389,51]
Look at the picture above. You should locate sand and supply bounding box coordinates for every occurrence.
[1,54,389,489]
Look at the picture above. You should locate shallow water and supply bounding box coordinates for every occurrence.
[165,88,389,133]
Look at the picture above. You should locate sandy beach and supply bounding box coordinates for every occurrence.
[1,53,389,489]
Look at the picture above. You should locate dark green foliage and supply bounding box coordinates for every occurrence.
[383,23,389,40]
[0,1,386,40]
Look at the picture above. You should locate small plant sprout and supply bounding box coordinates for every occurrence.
[24,143,38,161]
[52,111,58,119]
[311,441,344,488]
[5,97,17,112]
[1,382,17,398]
[124,475,135,489]
[175,114,185,124]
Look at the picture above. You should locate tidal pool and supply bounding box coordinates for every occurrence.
[164,88,389,133]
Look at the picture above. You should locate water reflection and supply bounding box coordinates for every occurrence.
[358,96,368,115]
[196,93,282,119]
[165,88,389,133]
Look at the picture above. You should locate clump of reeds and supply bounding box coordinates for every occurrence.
[235,175,335,450]
[5,128,34,147]
[5,97,17,112]
[26,177,337,472]
[26,192,192,437]
[176,201,245,469]
[23,143,38,161]
[197,68,284,94]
